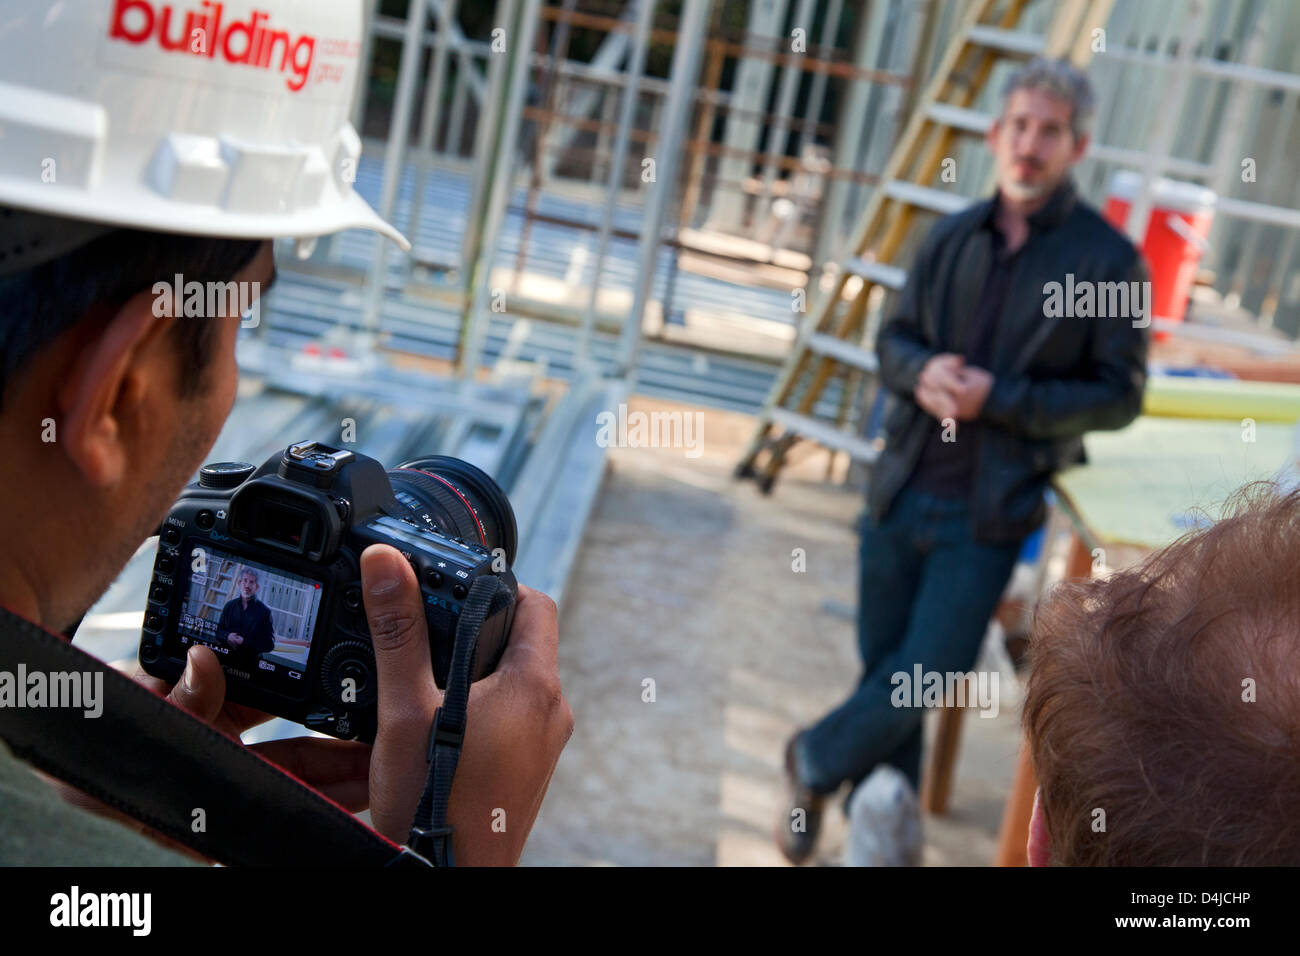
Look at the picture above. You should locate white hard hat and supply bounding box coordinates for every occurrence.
[0,0,409,268]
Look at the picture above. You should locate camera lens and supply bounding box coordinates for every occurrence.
[387,456,518,566]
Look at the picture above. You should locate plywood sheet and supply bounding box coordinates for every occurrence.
[1054,416,1295,550]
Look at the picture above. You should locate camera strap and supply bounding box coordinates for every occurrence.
[0,604,429,867]
[406,574,513,867]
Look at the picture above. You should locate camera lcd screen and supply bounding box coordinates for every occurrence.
[177,546,324,677]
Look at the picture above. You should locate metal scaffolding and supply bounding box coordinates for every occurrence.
[291,0,1300,393]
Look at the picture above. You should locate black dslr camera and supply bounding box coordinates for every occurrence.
[138,441,518,743]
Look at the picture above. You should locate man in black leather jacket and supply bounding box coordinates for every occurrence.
[215,568,278,663]
[778,58,1149,864]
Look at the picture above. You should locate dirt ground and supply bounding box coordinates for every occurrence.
[520,395,1025,866]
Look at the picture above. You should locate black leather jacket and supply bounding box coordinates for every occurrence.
[867,178,1149,543]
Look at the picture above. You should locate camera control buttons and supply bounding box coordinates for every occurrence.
[303,709,347,737]
[452,583,468,600]
[150,584,169,603]
[198,462,256,489]
[344,585,363,611]
[321,641,378,708]
[195,510,215,530]
[157,554,175,575]
[340,659,367,685]
[425,569,443,589]
[161,526,182,546]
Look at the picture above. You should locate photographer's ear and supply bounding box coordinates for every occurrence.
[56,289,177,488]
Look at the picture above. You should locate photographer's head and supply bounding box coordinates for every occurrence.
[0,220,273,632]
[0,2,404,634]
[0,2,574,873]
[1023,482,1300,865]
[988,57,1094,202]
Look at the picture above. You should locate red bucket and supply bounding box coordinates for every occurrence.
[1103,170,1215,340]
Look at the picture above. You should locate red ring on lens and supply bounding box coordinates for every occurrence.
[394,468,487,546]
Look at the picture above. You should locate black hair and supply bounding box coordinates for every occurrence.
[0,224,263,408]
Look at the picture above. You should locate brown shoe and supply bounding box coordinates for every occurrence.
[775,734,825,865]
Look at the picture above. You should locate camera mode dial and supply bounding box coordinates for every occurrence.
[198,461,256,489]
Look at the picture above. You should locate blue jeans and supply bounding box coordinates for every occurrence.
[796,484,1024,795]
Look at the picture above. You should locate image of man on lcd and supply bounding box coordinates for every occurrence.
[216,568,276,662]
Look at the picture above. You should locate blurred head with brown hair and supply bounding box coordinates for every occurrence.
[1023,481,1300,865]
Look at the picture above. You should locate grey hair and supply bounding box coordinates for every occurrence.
[1001,57,1096,140]
[237,567,259,585]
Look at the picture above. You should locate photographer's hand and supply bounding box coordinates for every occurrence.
[48,646,372,861]
[133,647,371,811]
[360,544,573,866]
